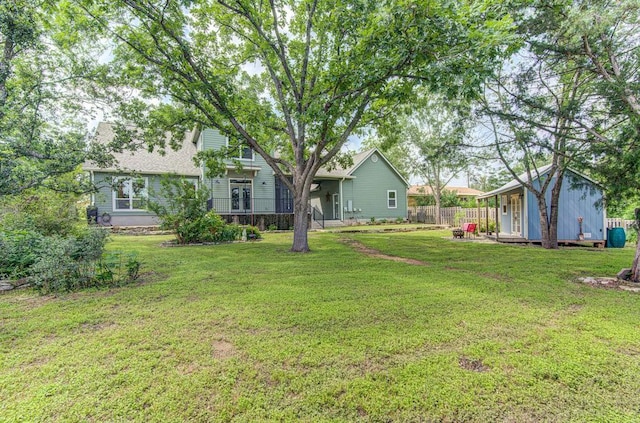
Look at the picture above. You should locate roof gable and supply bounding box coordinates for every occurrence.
[317,148,409,186]
[478,165,602,199]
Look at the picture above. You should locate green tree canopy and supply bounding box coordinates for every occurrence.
[0,0,113,195]
[77,0,514,251]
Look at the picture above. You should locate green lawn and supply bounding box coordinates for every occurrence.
[1,230,639,422]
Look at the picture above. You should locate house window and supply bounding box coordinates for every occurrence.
[501,195,508,215]
[113,177,148,211]
[240,144,253,160]
[227,136,254,160]
[387,190,397,209]
[275,177,293,213]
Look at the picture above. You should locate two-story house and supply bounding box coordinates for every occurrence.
[84,123,409,228]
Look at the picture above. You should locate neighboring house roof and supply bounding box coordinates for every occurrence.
[317,148,410,187]
[477,164,601,199]
[408,185,484,197]
[84,122,201,176]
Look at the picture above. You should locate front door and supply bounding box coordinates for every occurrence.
[332,193,340,220]
[230,180,252,213]
[511,194,521,236]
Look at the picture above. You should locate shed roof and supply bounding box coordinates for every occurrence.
[84,122,201,176]
[477,164,601,199]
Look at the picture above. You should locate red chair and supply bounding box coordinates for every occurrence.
[463,223,477,238]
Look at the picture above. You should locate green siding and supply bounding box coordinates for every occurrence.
[347,154,408,220]
[200,128,276,214]
[92,172,198,225]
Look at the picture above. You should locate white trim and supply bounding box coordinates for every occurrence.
[112,176,149,211]
[228,178,253,212]
[603,200,608,241]
[510,194,521,236]
[90,171,95,206]
[387,190,398,209]
[332,193,340,220]
[523,188,529,239]
[339,178,345,221]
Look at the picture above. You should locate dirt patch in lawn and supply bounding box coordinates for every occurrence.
[577,276,640,292]
[212,339,237,360]
[339,238,429,266]
[459,356,490,372]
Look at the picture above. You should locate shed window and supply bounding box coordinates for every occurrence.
[501,195,507,215]
[387,190,397,209]
[113,177,148,211]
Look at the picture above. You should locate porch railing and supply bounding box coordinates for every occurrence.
[310,205,324,229]
[206,197,293,215]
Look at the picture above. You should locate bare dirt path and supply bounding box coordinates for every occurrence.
[339,237,429,266]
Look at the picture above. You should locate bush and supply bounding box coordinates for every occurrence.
[0,190,82,236]
[148,176,261,244]
[0,230,45,278]
[0,225,139,294]
[244,225,262,240]
[479,221,497,233]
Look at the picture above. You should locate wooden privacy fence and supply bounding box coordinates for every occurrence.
[606,218,635,232]
[408,206,497,226]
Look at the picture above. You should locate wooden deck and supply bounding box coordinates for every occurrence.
[486,233,605,248]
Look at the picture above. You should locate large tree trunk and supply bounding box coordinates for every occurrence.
[538,198,552,249]
[631,209,640,282]
[536,195,559,249]
[535,173,563,249]
[290,175,312,253]
[631,240,640,282]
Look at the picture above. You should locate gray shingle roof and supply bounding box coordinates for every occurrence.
[84,122,201,176]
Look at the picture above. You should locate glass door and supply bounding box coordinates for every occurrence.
[332,193,340,220]
[230,180,252,212]
[510,194,521,236]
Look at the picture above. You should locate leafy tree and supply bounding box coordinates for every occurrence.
[402,96,472,224]
[478,41,595,248]
[77,0,513,252]
[0,0,113,195]
[414,189,460,208]
[508,0,640,275]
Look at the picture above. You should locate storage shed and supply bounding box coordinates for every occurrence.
[477,165,606,246]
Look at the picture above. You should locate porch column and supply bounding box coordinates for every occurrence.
[476,199,481,234]
[494,194,500,241]
[339,178,344,221]
[484,198,489,236]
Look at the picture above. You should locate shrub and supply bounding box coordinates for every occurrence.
[0,190,82,236]
[245,225,262,240]
[148,176,260,244]
[0,230,45,278]
[479,221,497,233]
[220,224,242,242]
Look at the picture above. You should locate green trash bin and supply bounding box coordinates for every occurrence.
[607,227,626,248]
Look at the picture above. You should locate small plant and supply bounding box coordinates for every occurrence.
[396,217,404,224]
[453,210,466,227]
[244,225,262,240]
[268,224,278,231]
[370,217,376,224]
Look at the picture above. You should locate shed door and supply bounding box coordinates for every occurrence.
[511,194,521,236]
